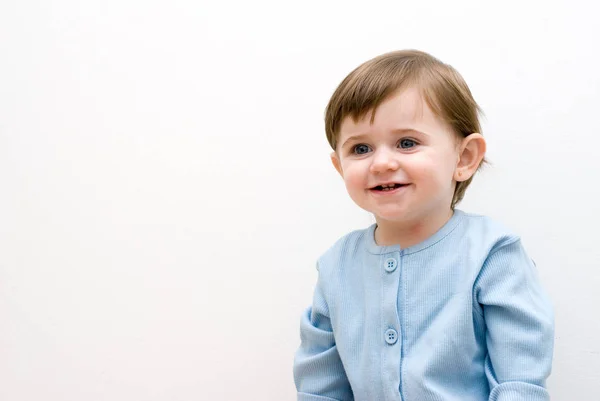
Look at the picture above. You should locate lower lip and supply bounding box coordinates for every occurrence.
[369,185,409,196]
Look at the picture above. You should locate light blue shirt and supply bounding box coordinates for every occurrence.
[293,210,554,401]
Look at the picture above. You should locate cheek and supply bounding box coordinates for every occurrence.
[408,153,456,185]
[341,162,367,190]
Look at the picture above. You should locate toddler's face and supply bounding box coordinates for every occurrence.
[331,87,461,224]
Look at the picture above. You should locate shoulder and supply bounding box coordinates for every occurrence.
[456,210,522,254]
[456,212,540,294]
[316,225,372,276]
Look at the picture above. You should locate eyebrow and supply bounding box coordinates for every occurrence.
[341,128,426,149]
[341,134,369,149]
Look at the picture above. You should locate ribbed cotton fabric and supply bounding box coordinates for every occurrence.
[293,210,554,401]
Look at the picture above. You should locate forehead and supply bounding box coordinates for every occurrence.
[338,87,449,143]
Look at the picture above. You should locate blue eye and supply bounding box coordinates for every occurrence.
[399,139,417,149]
[353,144,371,155]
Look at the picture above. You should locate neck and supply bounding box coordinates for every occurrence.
[374,208,454,248]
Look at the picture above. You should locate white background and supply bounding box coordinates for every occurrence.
[1,1,598,400]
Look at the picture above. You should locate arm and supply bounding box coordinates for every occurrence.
[293,264,353,401]
[475,239,554,401]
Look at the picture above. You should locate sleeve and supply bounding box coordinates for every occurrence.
[474,238,554,401]
[293,263,353,401]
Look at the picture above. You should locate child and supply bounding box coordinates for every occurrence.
[293,50,554,401]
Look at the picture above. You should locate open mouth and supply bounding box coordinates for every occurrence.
[370,183,408,192]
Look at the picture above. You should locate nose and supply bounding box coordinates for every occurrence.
[369,147,400,174]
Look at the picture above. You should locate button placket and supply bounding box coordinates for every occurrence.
[380,251,403,400]
[382,253,401,348]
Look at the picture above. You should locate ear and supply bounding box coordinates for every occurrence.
[454,133,486,182]
[330,151,344,177]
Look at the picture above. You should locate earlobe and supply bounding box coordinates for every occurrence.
[454,134,486,182]
[330,152,344,177]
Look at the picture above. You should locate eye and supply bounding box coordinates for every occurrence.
[352,144,371,155]
[399,138,418,149]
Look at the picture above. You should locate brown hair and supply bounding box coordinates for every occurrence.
[325,49,485,208]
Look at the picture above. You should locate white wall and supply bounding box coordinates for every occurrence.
[1,1,598,400]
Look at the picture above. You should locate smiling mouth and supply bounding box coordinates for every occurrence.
[370,183,409,192]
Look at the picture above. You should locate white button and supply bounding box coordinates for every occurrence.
[385,329,398,345]
[384,258,397,272]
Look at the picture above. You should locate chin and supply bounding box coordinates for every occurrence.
[375,214,411,223]
[369,208,414,222]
